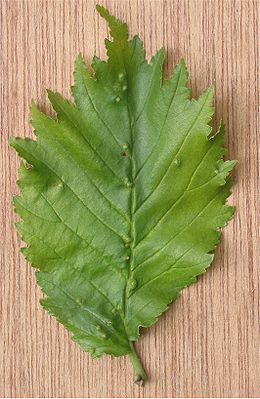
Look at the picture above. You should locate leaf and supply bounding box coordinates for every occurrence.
[10,5,236,384]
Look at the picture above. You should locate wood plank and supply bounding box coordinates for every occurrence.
[1,0,259,396]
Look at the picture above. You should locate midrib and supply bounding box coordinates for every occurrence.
[123,100,136,321]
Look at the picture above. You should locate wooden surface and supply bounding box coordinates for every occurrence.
[1,0,259,397]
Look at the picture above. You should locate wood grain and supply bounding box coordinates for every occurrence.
[1,0,259,397]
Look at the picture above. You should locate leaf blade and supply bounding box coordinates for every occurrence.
[11,5,235,378]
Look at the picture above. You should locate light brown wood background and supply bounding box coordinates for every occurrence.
[1,0,259,397]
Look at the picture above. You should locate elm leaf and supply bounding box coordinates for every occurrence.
[11,4,236,384]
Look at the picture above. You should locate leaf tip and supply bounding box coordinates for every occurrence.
[96,3,128,41]
[96,4,107,17]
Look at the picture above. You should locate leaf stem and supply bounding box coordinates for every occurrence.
[129,341,147,385]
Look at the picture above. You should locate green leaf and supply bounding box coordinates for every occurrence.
[10,4,236,384]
